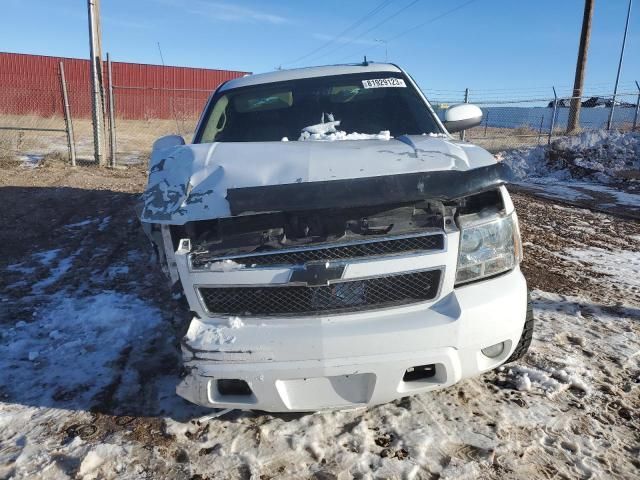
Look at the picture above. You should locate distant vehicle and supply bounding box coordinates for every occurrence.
[548,96,635,108]
[139,63,532,412]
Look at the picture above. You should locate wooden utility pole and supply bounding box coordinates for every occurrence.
[88,0,106,165]
[567,0,595,134]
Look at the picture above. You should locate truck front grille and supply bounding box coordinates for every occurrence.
[191,233,444,269]
[199,269,442,316]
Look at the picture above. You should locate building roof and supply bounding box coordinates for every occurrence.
[219,63,402,91]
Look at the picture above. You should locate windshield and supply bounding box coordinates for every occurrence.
[195,72,442,143]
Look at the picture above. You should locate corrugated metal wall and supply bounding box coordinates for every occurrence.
[0,52,249,119]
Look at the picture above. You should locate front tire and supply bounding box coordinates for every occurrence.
[504,291,534,364]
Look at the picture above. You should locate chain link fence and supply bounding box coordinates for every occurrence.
[0,63,104,165]
[428,87,640,152]
[109,85,211,164]
[2,68,640,166]
[0,68,69,164]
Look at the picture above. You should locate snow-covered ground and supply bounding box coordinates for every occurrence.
[499,130,640,216]
[0,163,639,479]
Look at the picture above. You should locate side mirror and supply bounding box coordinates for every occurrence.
[152,134,185,152]
[443,104,483,134]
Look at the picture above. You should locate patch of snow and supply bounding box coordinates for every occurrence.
[300,129,392,142]
[65,218,96,229]
[18,154,44,168]
[299,114,392,141]
[561,247,640,290]
[507,364,591,396]
[571,182,640,208]
[78,444,128,480]
[33,249,61,265]
[500,129,640,183]
[302,119,342,135]
[185,318,237,347]
[516,372,532,391]
[499,130,640,210]
[98,216,111,232]
[520,180,594,202]
[228,316,244,329]
[31,254,75,291]
[423,132,450,138]
[5,263,36,275]
[497,145,571,181]
[48,329,62,340]
[0,291,163,406]
[105,264,129,278]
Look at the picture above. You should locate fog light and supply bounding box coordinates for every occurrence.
[481,342,506,358]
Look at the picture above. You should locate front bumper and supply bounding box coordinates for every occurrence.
[177,268,528,412]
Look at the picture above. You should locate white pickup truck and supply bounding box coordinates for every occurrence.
[139,63,532,412]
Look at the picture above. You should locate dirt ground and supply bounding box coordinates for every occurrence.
[0,160,639,479]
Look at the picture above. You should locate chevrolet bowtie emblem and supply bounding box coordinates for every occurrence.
[289,263,346,286]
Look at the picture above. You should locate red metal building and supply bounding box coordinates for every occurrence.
[0,52,249,120]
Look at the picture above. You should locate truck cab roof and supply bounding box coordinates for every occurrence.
[219,63,403,92]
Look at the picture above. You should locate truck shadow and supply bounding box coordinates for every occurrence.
[0,186,210,422]
[0,185,314,427]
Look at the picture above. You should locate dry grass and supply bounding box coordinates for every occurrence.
[465,125,546,152]
[112,117,197,153]
[39,150,69,167]
[0,114,68,157]
[0,152,16,168]
[0,114,198,163]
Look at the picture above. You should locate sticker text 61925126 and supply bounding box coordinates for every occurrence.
[361,78,407,89]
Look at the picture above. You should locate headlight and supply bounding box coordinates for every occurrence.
[455,212,522,286]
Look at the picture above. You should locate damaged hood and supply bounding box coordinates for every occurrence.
[140,135,497,224]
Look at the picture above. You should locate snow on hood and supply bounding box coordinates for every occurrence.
[299,128,392,142]
[139,135,496,225]
[297,116,392,141]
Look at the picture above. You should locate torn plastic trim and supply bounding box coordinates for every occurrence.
[226,162,509,216]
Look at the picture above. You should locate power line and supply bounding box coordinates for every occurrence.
[388,0,479,43]
[423,89,640,104]
[309,0,422,64]
[281,0,395,67]
[335,0,480,63]
[423,79,640,91]
[421,81,639,94]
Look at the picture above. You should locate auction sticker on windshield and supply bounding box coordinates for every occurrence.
[362,78,406,89]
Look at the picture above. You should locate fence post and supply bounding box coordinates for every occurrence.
[633,80,640,131]
[548,87,558,145]
[484,111,489,137]
[538,115,545,144]
[58,61,77,167]
[107,53,117,168]
[460,88,469,141]
[607,96,615,131]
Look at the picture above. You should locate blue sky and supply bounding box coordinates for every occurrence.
[2,0,639,100]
